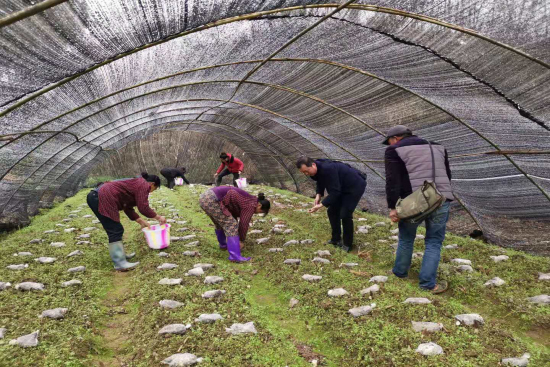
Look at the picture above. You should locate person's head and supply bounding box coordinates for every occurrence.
[255,192,271,215]
[296,156,317,176]
[219,152,229,162]
[382,125,413,146]
[141,172,161,191]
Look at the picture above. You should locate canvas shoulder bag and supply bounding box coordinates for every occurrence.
[395,142,445,223]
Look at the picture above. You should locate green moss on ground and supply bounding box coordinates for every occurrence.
[0,185,548,366]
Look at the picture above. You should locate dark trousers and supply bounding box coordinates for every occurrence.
[161,174,189,189]
[87,190,124,243]
[216,168,239,187]
[326,181,366,247]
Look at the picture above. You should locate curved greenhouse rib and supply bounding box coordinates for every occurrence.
[1,3,548,117]
[37,120,304,200]
[2,109,318,210]
[0,0,67,28]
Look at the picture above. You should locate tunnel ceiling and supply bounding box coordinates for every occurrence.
[0,0,549,250]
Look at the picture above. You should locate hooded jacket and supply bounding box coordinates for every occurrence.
[216,154,244,174]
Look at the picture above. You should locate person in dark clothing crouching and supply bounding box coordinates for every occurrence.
[160,167,190,189]
[296,157,367,252]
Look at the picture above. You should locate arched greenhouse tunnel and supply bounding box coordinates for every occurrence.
[1,0,549,254]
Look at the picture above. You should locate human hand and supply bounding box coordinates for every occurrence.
[389,209,400,223]
[309,203,324,213]
[136,218,150,229]
[314,194,321,206]
[156,215,167,225]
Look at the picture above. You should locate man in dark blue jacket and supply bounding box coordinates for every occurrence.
[296,157,367,252]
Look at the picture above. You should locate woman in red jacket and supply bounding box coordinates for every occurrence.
[86,172,166,271]
[214,152,244,187]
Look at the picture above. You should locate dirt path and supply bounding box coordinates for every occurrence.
[94,272,134,367]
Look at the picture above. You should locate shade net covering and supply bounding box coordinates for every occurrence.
[0,0,549,254]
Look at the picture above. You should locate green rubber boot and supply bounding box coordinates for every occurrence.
[108,241,139,271]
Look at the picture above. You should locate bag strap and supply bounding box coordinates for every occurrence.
[428,141,436,183]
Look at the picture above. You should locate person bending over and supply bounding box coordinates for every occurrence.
[160,167,190,189]
[214,152,243,187]
[297,157,367,253]
[87,172,166,271]
[199,187,270,262]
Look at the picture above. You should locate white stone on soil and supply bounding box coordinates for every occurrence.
[538,273,550,281]
[51,242,66,247]
[35,257,56,264]
[289,298,299,308]
[92,220,100,224]
[68,266,86,273]
[40,308,68,320]
[268,248,283,252]
[226,322,257,335]
[374,222,387,227]
[283,229,294,234]
[9,330,39,348]
[83,227,97,232]
[302,274,322,282]
[76,241,91,245]
[15,282,44,291]
[83,215,93,218]
[369,276,388,283]
[44,230,58,234]
[348,303,376,317]
[501,353,531,366]
[161,353,203,366]
[484,277,506,287]
[157,263,178,270]
[182,251,200,257]
[312,257,330,264]
[284,259,301,265]
[181,235,197,240]
[412,252,424,259]
[328,288,348,297]
[416,342,443,356]
[411,321,443,333]
[194,263,214,270]
[204,276,224,284]
[185,241,200,247]
[158,324,191,335]
[77,234,91,239]
[490,255,509,263]
[527,294,549,305]
[404,298,431,304]
[158,278,182,286]
[283,240,299,246]
[62,279,82,287]
[29,239,43,244]
[456,265,474,273]
[361,284,380,295]
[186,267,204,277]
[416,234,425,240]
[159,300,184,309]
[451,258,471,265]
[67,250,84,257]
[390,228,399,234]
[341,263,359,268]
[0,282,12,291]
[256,237,270,244]
[271,228,284,234]
[202,290,226,299]
[195,313,223,323]
[7,264,28,270]
[315,250,331,257]
[300,239,314,244]
[13,252,33,257]
[455,314,484,326]
[64,228,77,233]
[249,230,263,234]
[158,252,170,257]
[444,244,458,250]
[0,328,5,338]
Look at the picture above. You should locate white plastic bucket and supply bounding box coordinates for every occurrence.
[236,177,247,188]
[174,177,184,186]
[142,224,171,249]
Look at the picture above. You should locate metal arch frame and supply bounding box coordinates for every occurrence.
[0,79,385,182]
[39,120,304,201]
[5,114,308,211]
[1,2,548,117]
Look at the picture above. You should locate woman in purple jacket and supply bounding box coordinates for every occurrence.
[199,187,270,262]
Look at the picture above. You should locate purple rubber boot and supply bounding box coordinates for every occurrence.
[215,229,227,250]
[227,236,251,262]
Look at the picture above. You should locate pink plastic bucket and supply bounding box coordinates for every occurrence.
[142,224,171,249]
